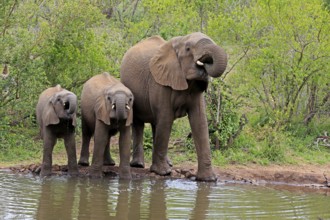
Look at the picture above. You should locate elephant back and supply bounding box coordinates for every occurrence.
[121,36,165,78]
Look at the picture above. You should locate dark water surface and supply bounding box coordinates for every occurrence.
[0,170,329,219]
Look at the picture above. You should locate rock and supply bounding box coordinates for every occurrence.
[185,171,194,179]
[189,176,196,181]
[181,169,189,175]
[53,164,60,171]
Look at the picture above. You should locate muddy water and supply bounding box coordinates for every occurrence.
[0,170,329,219]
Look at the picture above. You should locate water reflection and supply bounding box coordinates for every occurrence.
[190,182,212,220]
[77,178,111,219]
[35,178,214,220]
[36,178,78,219]
[0,171,330,220]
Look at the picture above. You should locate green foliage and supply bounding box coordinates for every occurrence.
[209,0,330,127]
[0,0,329,167]
[206,78,243,150]
[37,0,110,93]
[0,125,42,163]
[143,124,153,152]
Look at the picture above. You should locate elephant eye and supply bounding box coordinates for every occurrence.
[57,98,61,102]
[107,96,111,101]
[186,47,190,52]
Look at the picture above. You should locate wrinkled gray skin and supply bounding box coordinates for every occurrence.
[120,32,227,181]
[36,85,78,177]
[78,72,134,179]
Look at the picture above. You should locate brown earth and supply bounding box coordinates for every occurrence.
[4,162,330,192]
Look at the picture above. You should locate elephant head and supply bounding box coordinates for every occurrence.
[43,85,77,126]
[95,83,134,126]
[149,32,227,90]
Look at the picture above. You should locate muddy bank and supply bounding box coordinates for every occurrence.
[4,163,330,191]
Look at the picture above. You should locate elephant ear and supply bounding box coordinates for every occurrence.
[149,40,188,90]
[95,95,111,125]
[43,99,60,126]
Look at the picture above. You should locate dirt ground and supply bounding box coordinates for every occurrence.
[5,162,330,191]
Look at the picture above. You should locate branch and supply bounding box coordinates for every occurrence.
[2,0,18,37]
[289,67,323,120]
[222,46,249,79]
[131,0,140,19]
[252,85,269,115]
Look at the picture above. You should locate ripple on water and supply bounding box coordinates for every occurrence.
[0,171,329,220]
[0,171,41,219]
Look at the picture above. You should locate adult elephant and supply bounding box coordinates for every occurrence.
[78,72,134,179]
[120,32,227,181]
[36,85,78,177]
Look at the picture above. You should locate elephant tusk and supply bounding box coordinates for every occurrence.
[112,104,115,109]
[126,105,130,110]
[196,60,204,66]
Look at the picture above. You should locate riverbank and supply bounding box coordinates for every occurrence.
[1,136,330,190]
[4,162,330,190]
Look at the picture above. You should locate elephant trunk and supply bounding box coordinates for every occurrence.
[195,39,228,78]
[114,93,127,121]
[66,93,77,115]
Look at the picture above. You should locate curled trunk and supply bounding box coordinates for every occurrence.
[195,40,228,78]
[66,94,77,115]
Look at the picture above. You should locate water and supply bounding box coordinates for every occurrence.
[0,170,329,220]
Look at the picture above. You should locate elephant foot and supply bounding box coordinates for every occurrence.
[196,170,218,182]
[40,168,52,177]
[103,158,116,166]
[150,162,172,176]
[130,159,145,168]
[88,166,103,178]
[68,167,79,176]
[119,166,132,179]
[78,159,90,166]
[88,171,103,178]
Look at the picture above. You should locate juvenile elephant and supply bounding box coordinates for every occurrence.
[120,32,227,181]
[36,85,78,177]
[78,72,134,178]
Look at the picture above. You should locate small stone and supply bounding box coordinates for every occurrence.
[185,171,196,179]
[53,165,60,171]
[29,164,37,171]
[189,176,196,181]
[181,169,189,175]
[35,166,41,174]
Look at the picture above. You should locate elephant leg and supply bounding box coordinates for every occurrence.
[130,121,145,168]
[188,96,217,182]
[150,120,173,176]
[151,124,172,167]
[64,132,79,176]
[118,126,132,179]
[89,122,109,178]
[78,124,92,166]
[40,129,56,177]
[103,138,115,166]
